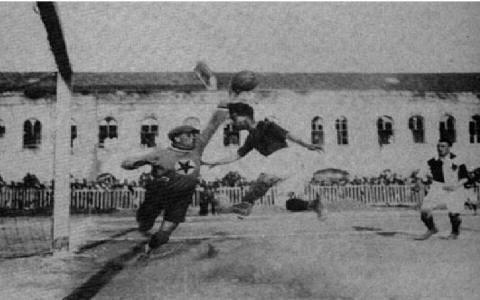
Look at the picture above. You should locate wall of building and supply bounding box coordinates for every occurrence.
[0,89,479,183]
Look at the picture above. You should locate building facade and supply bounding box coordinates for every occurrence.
[0,72,479,183]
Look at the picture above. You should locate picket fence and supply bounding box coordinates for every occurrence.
[0,185,478,212]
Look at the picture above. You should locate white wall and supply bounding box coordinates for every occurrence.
[0,90,479,183]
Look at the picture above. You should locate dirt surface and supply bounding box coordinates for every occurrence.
[1,209,480,300]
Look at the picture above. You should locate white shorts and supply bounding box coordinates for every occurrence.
[421,183,467,214]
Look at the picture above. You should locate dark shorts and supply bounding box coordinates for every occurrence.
[136,186,194,230]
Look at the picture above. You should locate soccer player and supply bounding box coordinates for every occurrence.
[415,139,469,240]
[203,101,324,217]
[121,107,229,252]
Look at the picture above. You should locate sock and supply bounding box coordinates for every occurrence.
[421,212,436,231]
[448,213,462,235]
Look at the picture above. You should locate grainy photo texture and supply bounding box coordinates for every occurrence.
[0,2,479,300]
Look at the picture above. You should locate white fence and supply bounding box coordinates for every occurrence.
[0,185,478,212]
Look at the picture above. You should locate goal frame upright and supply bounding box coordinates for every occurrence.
[37,2,73,253]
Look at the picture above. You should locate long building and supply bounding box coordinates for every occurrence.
[0,72,479,182]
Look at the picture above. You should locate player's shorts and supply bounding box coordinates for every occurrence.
[421,182,466,214]
[136,184,194,229]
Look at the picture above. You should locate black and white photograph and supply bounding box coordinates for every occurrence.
[0,1,479,299]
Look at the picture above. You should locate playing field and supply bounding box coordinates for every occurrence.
[1,208,479,300]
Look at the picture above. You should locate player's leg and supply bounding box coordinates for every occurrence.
[217,152,284,216]
[415,184,442,240]
[148,220,178,249]
[273,146,326,219]
[147,193,191,250]
[243,173,282,203]
[136,187,163,234]
[221,173,282,216]
[445,189,465,240]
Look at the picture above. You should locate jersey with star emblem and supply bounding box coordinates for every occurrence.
[122,109,228,195]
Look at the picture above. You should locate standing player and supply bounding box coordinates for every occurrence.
[415,139,469,240]
[203,87,324,217]
[121,104,229,253]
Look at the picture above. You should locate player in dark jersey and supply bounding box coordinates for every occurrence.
[415,139,469,240]
[203,102,324,217]
[121,105,229,252]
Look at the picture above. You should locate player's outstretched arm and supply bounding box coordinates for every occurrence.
[121,151,158,170]
[201,152,242,168]
[286,132,324,152]
[196,101,230,153]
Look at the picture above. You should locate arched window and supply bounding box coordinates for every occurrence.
[439,114,456,144]
[469,114,480,144]
[23,118,42,149]
[140,117,159,148]
[311,116,324,146]
[223,121,240,146]
[408,115,425,143]
[98,117,118,147]
[71,119,77,148]
[0,119,5,138]
[183,117,201,130]
[377,116,394,146]
[335,117,348,145]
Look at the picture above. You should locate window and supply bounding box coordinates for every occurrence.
[0,119,4,138]
[141,118,159,148]
[439,114,456,144]
[311,116,324,146]
[23,118,42,149]
[224,121,240,146]
[469,115,480,144]
[377,116,394,146]
[71,119,77,148]
[98,117,118,147]
[335,117,348,145]
[408,115,425,143]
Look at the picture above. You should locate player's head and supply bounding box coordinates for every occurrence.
[229,70,259,97]
[228,102,255,130]
[168,125,200,150]
[437,138,452,157]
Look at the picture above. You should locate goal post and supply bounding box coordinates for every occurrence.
[37,2,73,253]
[51,73,72,252]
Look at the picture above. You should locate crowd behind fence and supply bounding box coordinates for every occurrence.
[2,184,478,214]
[1,169,479,214]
